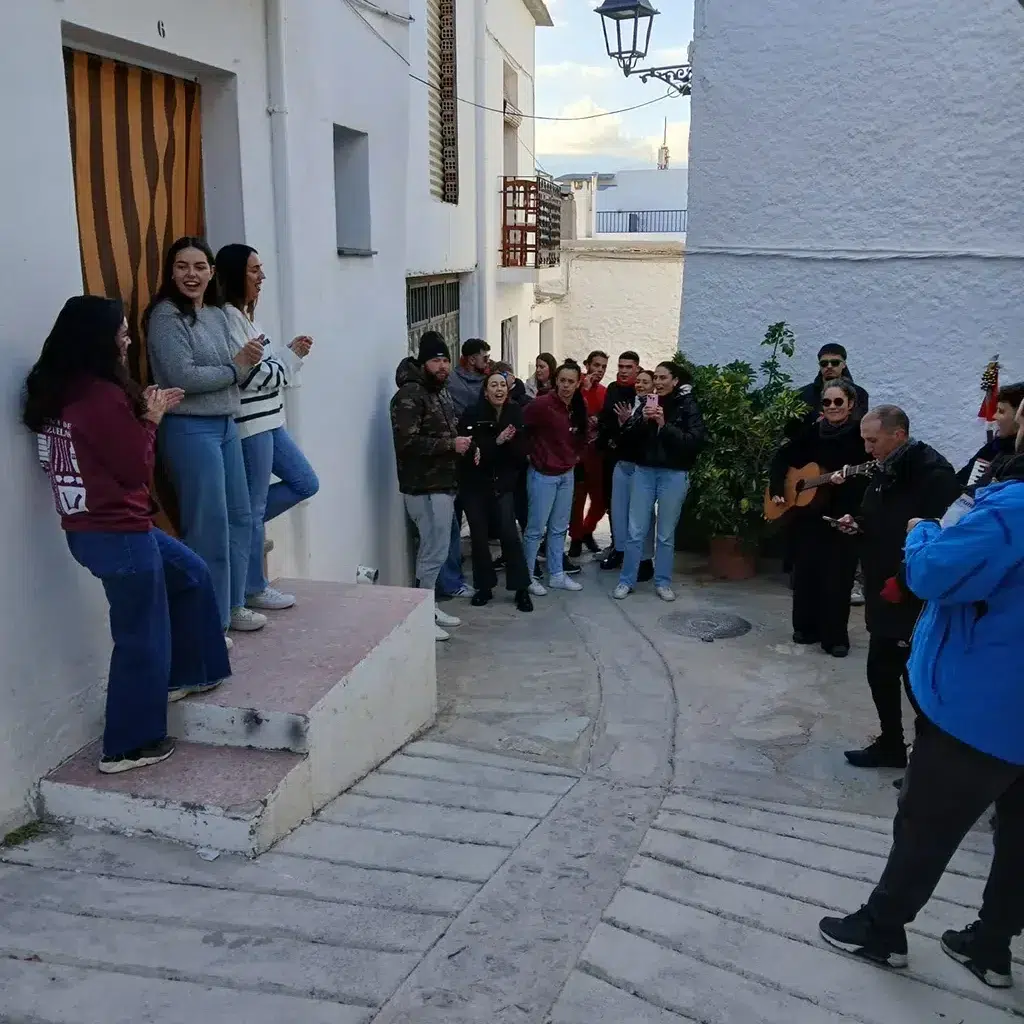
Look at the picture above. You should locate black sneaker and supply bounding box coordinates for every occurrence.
[492,556,506,571]
[562,557,582,576]
[819,907,908,969]
[845,738,907,769]
[582,534,600,554]
[600,551,623,571]
[792,631,819,645]
[941,922,1013,988]
[515,589,534,613]
[637,559,654,583]
[825,643,850,658]
[99,737,176,775]
[471,589,492,607]
[568,540,583,558]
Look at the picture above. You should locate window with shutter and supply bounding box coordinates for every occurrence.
[426,0,459,204]
[425,0,444,200]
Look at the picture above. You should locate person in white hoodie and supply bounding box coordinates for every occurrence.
[215,244,319,611]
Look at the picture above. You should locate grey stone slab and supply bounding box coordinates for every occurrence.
[648,812,986,908]
[621,859,1024,1010]
[581,922,849,1024]
[379,753,576,795]
[548,969,691,1023]
[0,903,418,1007]
[352,770,558,818]
[1,828,476,915]
[662,792,993,877]
[0,862,447,953]
[0,958,372,1024]
[403,740,580,776]
[604,887,1020,1024]
[276,821,510,883]
[318,794,538,847]
[371,779,665,1024]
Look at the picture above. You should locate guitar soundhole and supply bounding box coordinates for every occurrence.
[794,481,805,494]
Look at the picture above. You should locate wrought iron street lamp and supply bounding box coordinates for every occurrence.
[595,0,691,96]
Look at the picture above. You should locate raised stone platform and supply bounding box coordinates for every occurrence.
[39,580,436,856]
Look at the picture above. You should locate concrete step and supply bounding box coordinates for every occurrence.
[39,581,436,855]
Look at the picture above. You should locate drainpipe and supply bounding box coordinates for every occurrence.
[474,0,491,339]
[265,0,310,574]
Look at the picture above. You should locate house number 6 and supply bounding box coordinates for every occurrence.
[157,20,166,38]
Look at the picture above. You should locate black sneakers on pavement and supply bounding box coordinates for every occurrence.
[941,922,1014,988]
[600,551,623,570]
[819,907,908,969]
[844,737,908,769]
[99,737,176,775]
[562,557,582,576]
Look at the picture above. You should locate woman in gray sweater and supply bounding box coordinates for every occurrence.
[143,237,266,640]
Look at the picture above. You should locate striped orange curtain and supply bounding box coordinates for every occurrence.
[64,50,205,532]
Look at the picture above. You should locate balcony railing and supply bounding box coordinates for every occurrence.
[501,176,561,269]
[596,209,688,234]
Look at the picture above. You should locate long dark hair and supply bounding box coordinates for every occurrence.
[23,296,143,431]
[656,360,693,390]
[535,352,557,387]
[215,243,257,314]
[142,236,218,330]
[555,360,588,435]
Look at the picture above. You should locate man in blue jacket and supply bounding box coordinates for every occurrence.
[819,399,1024,990]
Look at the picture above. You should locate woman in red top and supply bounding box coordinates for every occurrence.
[523,360,588,596]
[23,297,230,774]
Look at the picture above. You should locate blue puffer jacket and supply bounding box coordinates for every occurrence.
[906,458,1024,765]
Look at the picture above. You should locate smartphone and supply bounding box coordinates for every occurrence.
[645,394,659,410]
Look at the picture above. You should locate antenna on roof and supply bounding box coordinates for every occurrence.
[657,117,670,170]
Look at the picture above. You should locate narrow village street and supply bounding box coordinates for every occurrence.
[2,548,1021,1023]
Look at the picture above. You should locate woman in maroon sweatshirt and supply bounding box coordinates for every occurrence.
[23,296,231,775]
[523,360,589,596]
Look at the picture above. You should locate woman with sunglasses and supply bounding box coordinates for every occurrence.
[769,379,869,657]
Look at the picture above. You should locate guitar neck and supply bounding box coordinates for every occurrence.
[805,462,872,490]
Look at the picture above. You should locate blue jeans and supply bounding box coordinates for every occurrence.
[240,426,319,595]
[436,502,467,596]
[524,467,575,579]
[159,415,251,630]
[611,461,654,559]
[66,529,230,758]
[619,466,690,589]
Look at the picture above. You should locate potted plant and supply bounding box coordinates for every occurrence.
[685,322,808,579]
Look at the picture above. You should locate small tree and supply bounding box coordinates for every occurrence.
[687,322,808,543]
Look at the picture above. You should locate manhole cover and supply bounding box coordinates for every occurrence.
[659,611,752,642]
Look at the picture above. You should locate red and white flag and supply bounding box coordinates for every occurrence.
[978,356,1000,437]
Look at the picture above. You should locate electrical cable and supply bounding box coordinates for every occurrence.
[348,0,414,24]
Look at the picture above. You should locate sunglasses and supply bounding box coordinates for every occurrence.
[821,397,847,407]
[819,358,844,368]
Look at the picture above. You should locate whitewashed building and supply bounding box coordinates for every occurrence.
[405,0,559,371]
[680,0,1024,462]
[0,0,414,829]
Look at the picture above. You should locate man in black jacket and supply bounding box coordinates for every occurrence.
[797,343,870,426]
[835,405,961,768]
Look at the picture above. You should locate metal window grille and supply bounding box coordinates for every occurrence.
[406,276,461,355]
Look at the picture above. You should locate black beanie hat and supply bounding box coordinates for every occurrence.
[817,342,847,361]
[417,331,451,365]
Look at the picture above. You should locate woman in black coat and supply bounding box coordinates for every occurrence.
[769,378,870,657]
[458,372,534,611]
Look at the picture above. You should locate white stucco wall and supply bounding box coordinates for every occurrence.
[0,0,410,829]
[597,168,688,213]
[547,241,684,371]
[681,0,1024,465]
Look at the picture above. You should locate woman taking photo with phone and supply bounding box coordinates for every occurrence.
[768,378,869,656]
[457,371,533,611]
[144,237,266,641]
[24,296,230,774]
[614,361,706,602]
[215,244,319,613]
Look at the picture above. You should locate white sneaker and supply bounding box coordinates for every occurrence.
[549,574,583,592]
[528,580,548,597]
[435,607,462,628]
[448,584,476,599]
[655,585,676,602]
[612,584,631,600]
[850,582,865,606]
[246,586,296,610]
[435,624,451,641]
[224,633,234,651]
[229,606,267,632]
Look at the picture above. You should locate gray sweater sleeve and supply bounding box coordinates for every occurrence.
[147,304,239,394]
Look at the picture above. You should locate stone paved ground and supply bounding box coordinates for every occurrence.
[1,549,1022,1023]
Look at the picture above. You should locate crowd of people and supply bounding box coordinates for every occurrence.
[390,334,708,640]
[24,237,319,774]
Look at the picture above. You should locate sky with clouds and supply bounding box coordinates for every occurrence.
[534,0,693,178]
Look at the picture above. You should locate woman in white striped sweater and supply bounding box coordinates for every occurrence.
[215,244,319,610]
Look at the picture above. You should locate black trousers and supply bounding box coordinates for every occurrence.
[866,719,1024,940]
[791,520,859,648]
[462,489,531,593]
[866,635,918,747]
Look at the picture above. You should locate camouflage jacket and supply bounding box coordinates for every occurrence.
[390,357,459,495]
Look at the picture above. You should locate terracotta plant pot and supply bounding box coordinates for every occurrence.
[708,536,757,581]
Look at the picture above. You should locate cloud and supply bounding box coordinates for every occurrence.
[536,96,689,166]
[537,62,613,80]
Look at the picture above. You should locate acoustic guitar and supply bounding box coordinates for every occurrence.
[763,461,876,521]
